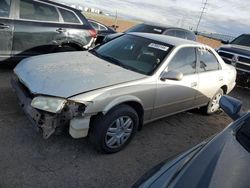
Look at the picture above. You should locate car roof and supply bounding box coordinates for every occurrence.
[129,32,201,47]
[140,23,194,33]
[39,0,80,12]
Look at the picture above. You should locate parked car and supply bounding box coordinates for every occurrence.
[88,19,116,45]
[103,23,196,44]
[133,95,250,188]
[0,0,96,62]
[11,33,236,153]
[217,34,250,87]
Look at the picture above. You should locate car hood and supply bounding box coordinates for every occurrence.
[14,51,145,98]
[219,44,250,57]
[136,113,250,188]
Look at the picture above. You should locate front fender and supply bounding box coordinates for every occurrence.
[102,95,144,115]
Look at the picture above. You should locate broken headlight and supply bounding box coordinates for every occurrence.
[31,96,67,113]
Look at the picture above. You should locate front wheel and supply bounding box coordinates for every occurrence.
[204,88,224,114]
[89,105,139,153]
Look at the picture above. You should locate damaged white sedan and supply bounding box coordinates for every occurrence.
[12,33,236,153]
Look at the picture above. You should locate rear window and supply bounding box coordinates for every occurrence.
[231,34,250,47]
[59,8,80,24]
[20,0,59,22]
[126,24,165,34]
[0,0,11,18]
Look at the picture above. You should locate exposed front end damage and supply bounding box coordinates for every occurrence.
[11,75,90,139]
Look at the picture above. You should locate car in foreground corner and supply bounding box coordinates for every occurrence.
[11,33,236,153]
[0,0,96,62]
[133,95,250,188]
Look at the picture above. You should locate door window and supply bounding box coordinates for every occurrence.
[0,0,11,18]
[175,30,186,39]
[168,47,197,75]
[20,0,59,22]
[99,24,107,31]
[164,30,176,37]
[198,49,220,72]
[59,8,80,24]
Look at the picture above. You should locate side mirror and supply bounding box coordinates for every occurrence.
[219,96,242,120]
[160,70,183,81]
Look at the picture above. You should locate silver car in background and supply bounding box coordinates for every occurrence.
[11,33,236,153]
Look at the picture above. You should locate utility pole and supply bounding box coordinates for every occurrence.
[196,0,208,32]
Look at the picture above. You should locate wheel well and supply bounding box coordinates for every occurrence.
[124,101,144,130]
[89,101,144,131]
[221,85,228,94]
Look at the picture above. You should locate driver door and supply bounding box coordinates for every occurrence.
[152,47,199,119]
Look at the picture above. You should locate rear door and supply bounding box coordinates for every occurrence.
[195,48,224,106]
[12,0,66,57]
[0,0,14,61]
[152,47,199,119]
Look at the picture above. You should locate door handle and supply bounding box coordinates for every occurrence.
[191,82,197,87]
[0,24,10,29]
[56,28,66,33]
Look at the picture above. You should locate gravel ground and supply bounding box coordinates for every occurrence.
[0,67,249,188]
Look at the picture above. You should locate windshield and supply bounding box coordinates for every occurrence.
[126,24,165,34]
[231,34,250,47]
[92,34,172,75]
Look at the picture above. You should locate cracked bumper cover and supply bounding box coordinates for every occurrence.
[11,75,90,139]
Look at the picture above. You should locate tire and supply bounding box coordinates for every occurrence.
[203,88,224,114]
[89,104,139,154]
[54,45,78,53]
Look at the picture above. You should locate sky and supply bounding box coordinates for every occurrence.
[59,0,250,36]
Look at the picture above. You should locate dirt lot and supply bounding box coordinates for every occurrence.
[0,66,249,188]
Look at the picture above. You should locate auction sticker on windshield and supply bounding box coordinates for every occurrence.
[148,43,169,51]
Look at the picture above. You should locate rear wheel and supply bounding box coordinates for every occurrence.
[204,88,224,114]
[89,104,139,153]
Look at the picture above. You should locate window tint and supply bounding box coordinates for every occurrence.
[175,30,186,39]
[185,31,196,41]
[126,24,164,34]
[231,34,250,47]
[89,21,99,30]
[168,47,196,75]
[198,49,220,72]
[59,8,80,24]
[0,0,11,18]
[99,24,107,31]
[20,0,59,22]
[165,30,176,37]
[94,35,172,75]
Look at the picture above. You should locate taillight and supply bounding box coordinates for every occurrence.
[88,29,97,38]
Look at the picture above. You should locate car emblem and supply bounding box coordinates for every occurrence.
[231,55,239,66]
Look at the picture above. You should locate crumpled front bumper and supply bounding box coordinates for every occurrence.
[11,75,69,139]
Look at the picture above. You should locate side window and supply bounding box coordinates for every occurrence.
[168,47,196,75]
[175,30,185,39]
[164,30,176,37]
[185,32,196,41]
[59,8,80,24]
[0,0,11,18]
[20,0,59,22]
[99,24,107,31]
[198,49,220,72]
[89,21,99,30]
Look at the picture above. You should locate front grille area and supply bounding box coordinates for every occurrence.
[218,50,250,72]
[218,51,234,64]
[236,63,250,72]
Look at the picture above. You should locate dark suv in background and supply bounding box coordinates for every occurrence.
[0,0,96,62]
[217,34,250,87]
[103,23,196,44]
